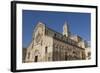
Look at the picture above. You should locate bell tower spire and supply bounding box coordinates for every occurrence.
[63,21,69,37]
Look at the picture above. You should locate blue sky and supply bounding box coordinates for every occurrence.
[22,10,91,48]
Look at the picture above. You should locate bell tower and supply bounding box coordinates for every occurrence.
[63,21,69,37]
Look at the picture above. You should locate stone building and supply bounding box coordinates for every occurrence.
[24,21,90,63]
[22,48,27,63]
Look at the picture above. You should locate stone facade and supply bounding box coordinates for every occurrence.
[24,21,90,63]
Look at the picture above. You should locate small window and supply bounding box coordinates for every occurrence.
[73,51,75,54]
[54,33,56,37]
[45,46,48,54]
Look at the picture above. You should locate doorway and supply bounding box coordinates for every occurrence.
[34,56,38,62]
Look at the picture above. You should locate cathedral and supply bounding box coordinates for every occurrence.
[24,21,90,63]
